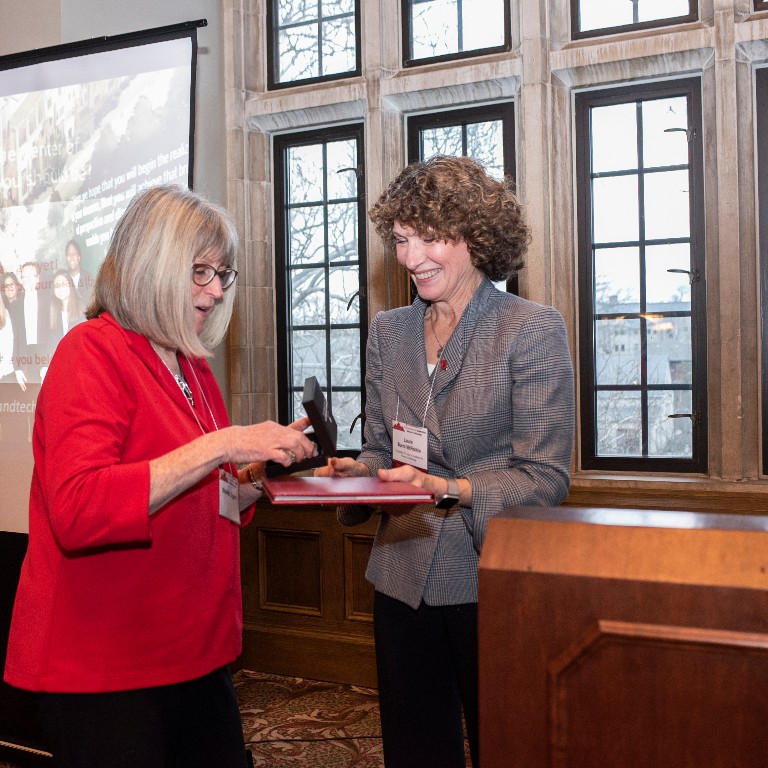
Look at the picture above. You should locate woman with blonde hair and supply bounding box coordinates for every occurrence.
[5,184,315,768]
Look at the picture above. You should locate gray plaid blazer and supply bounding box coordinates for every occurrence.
[339,277,575,608]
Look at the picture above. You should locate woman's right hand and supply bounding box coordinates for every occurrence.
[223,418,316,468]
[149,418,316,515]
[314,456,370,477]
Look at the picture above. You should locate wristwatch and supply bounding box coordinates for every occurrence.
[435,478,460,509]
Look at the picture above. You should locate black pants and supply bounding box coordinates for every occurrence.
[39,666,250,768]
[374,591,479,768]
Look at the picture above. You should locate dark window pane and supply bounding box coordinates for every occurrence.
[407,103,516,293]
[288,207,325,265]
[594,247,641,309]
[291,268,327,325]
[576,0,694,36]
[275,126,367,455]
[592,175,639,243]
[596,390,642,456]
[331,328,361,387]
[645,243,691,307]
[278,25,319,82]
[327,203,358,263]
[644,170,690,240]
[329,266,360,323]
[406,0,508,65]
[422,125,463,158]
[649,389,692,457]
[287,144,324,203]
[577,78,706,472]
[647,317,691,386]
[595,318,641,386]
[333,390,362,451]
[292,329,328,387]
[271,0,358,87]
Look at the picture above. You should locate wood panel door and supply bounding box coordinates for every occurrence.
[239,500,378,687]
[478,506,768,768]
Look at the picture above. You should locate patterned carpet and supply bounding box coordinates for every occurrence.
[235,669,385,767]
[0,670,385,768]
[1,670,471,766]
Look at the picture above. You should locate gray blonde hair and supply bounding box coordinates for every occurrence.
[87,184,238,357]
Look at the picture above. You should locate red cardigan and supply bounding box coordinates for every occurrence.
[4,313,254,693]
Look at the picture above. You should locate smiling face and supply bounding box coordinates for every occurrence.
[66,243,81,273]
[190,251,225,336]
[53,274,71,301]
[2,276,20,302]
[392,222,482,308]
[20,265,39,292]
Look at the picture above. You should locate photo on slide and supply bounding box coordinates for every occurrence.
[0,29,197,531]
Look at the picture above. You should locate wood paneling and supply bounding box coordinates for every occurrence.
[478,506,768,768]
[566,480,768,514]
[240,501,378,687]
[344,533,376,622]
[548,620,768,767]
[258,529,322,615]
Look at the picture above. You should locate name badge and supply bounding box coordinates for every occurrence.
[219,469,241,524]
[392,421,428,471]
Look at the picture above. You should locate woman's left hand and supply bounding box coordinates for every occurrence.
[376,465,463,516]
[378,464,443,496]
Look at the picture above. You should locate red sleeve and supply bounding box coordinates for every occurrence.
[35,322,151,552]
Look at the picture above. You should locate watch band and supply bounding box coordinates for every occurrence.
[435,477,460,509]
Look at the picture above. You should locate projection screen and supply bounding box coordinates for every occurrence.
[0,22,201,532]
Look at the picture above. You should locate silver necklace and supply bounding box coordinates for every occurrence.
[428,308,446,359]
[152,343,195,407]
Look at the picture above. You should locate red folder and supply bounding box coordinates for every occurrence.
[262,476,434,506]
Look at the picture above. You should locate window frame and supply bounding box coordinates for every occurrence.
[570,0,697,41]
[273,124,368,456]
[266,0,362,91]
[575,77,707,473]
[406,101,519,294]
[401,0,511,69]
[757,67,768,474]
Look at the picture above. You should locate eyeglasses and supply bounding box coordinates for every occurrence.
[191,264,238,290]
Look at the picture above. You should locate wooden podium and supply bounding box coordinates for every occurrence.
[478,507,768,768]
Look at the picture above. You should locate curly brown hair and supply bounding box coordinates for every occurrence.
[368,155,530,281]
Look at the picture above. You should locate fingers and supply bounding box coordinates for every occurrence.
[289,416,311,432]
[324,457,369,477]
[378,465,424,486]
[227,421,317,466]
[272,425,316,466]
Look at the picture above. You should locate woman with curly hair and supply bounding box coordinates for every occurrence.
[317,155,575,767]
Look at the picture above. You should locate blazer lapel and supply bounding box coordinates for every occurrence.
[389,279,495,447]
[430,277,494,399]
[390,300,441,437]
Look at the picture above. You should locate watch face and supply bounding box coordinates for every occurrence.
[434,478,460,509]
[435,493,459,510]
